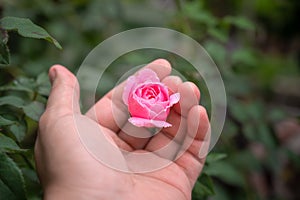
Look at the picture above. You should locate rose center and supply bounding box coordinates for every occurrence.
[141,87,158,100]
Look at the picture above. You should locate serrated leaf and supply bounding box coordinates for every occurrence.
[23,101,45,121]
[9,122,27,142]
[0,115,15,126]
[0,96,25,108]
[22,168,42,199]
[22,168,39,183]
[0,178,16,200]
[0,16,62,49]
[0,133,20,152]
[0,152,26,199]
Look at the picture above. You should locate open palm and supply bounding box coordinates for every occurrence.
[35,59,210,200]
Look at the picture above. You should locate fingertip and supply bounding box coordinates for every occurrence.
[48,66,57,85]
[46,64,81,114]
[162,75,183,93]
[152,58,171,69]
[174,81,200,116]
[181,82,200,100]
[146,58,172,79]
[50,65,78,86]
[49,64,68,85]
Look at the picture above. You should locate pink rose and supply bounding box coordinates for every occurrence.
[122,68,180,128]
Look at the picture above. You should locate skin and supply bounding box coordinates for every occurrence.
[35,59,210,200]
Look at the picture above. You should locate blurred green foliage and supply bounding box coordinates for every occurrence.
[1,0,300,199]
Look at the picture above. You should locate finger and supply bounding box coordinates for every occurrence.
[175,105,210,187]
[144,111,187,160]
[173,82,200,117]
[161,75,182,94]
[160,76,185,141]
[45,65,81,116]
[85,59,172,133]
[159,81,200,141]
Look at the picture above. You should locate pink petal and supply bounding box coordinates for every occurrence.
[128,117,172,128]
[122,76,136,105]
[122,69,160,105]
[169,93,180,106]
[128,94,151,118]
[149,104,168,121]
[135,69,160,84]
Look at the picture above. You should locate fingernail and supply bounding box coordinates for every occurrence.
[49,67,57,85]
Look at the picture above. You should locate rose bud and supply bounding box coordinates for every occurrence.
[122,68,180,128]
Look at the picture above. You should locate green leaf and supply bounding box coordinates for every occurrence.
[229,100,249,123]
[22,168,39,184]
[0,27,9,44]
[9,122,27,142]
[232,48,257,67]
[0,85,33,93]
[0,40,10,65]
[243,123,257,141]
[0,115,15,126]
[193,173,215,198]
[22,168,42,200]
[0,178,16,200]
[36,72,51,96]
[23,101,45,121]
[223,16,255,31]
[207,28,228,43]
[206,153,227,164]
[0,152,26,200]
[0,96,25,108]
[204,161,245,186]
[0,133,21,152]
[257,123,276,150]
[0,76,36,93]
[0,16,62,49]
[183,1,217,27]
[204,40,227,65]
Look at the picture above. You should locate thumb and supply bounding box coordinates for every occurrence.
[46,65,81,116]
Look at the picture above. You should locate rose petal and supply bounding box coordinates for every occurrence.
[123,69,160,105]
[135,69,160,84]
[149,104,168,121]
[169,93,180,107]
[128,94,151,118]
[128,117,172,128]
[122,76,137,105]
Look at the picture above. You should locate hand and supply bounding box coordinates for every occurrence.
[35,59,210,200]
